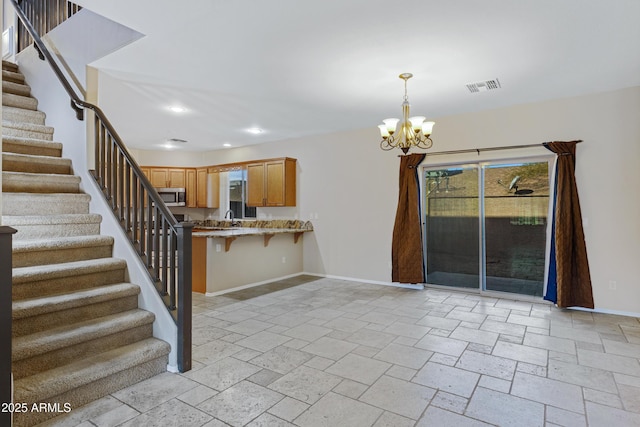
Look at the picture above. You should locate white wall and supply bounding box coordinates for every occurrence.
[205,234,304,294]
[136,86,640,315]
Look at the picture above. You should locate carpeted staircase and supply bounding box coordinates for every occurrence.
[2,60,171,427]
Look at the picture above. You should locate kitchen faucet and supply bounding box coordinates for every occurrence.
[224,209,239,226]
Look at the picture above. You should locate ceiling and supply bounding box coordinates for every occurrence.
[74,0,640,152]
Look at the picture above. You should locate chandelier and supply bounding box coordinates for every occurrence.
[378,73,435,154]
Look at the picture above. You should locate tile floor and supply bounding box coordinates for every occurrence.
[40,275,640,426]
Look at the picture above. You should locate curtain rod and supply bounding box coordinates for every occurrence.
[400,140,583,157]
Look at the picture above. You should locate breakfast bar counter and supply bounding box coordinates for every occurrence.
[191,220,313,294]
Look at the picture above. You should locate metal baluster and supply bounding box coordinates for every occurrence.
[169,231,177,310]
[118,151,125,220]
[125,162,131,231]
[161,219,168,296]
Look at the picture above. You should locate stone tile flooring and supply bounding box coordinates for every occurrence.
[41,276,640,426]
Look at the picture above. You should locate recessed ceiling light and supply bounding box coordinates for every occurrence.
[168,106,187,113]
[159,138,188,150]
[223,143,232,147]
[247,127,263,134]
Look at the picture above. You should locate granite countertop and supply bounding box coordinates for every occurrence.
[192,219,313,238]
[193,227,312,238]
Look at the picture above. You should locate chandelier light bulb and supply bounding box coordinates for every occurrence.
[409,116,426,132]
[422,121,435,136]
[383,118,399,134]
[378,125,390,138]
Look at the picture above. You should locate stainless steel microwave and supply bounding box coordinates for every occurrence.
[157,188,186,206]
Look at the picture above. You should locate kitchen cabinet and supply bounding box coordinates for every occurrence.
[192,235,207,293]
[247,158,296,207]
[206,168,220,208]
[196,168,219,208]
[186,169,197,208]
[196,168,208,208]
[145,167,186,188]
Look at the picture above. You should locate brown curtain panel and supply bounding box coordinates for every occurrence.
[392,153,426,283]
[544,141,594,308]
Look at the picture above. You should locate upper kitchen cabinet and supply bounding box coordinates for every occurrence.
[145,167,187,188]
[196,168,219,208]
[247,158,296,207]
[186,169,197,208]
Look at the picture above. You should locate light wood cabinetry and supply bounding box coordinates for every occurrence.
[247,158,296,207]
[141,167,196,206]
[145,167,187,188]
[207,169,220,208]
[143,157,296,209]
[192,235,207,293]
[195,168,219,208]
[186,169,197,208]
[246,163,265,207]
[169,169,186,188]
[196,168,208,208]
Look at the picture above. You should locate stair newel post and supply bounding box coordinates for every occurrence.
[175,222,193,373]
[0,226,17,426]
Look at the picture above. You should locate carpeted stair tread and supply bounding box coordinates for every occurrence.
[2,60,19,72]
[13,282,140,321]
[2,119,54,140]
[12,257,126,286]
[3,212,101,227]
[2,92,38,110]
[2,134,60,155]
[3,192,90,216]
[13,308,152,361]
[3,152,72,174]
[2,68,25,84]
[2,105,46,125]
[2,171,81,193]
[13,337,171,403]
[11,234,112,267]
[4,213,102,241]
[2,79,31,97]
[12,257,126,302]
[12,234,111,256]
[2,119,54,135]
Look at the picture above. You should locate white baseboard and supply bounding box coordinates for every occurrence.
[567,306,640,319]
[302,272,424,290]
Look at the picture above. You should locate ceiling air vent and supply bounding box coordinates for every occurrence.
[168,138,188,144]
[466,79,501,93]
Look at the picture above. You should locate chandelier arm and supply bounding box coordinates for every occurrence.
[380,139,396,151]
[414,137,433,149]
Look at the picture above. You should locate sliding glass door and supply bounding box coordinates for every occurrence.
[424,165,480,289]
[483,162,549,296]
[424,159,551,297]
